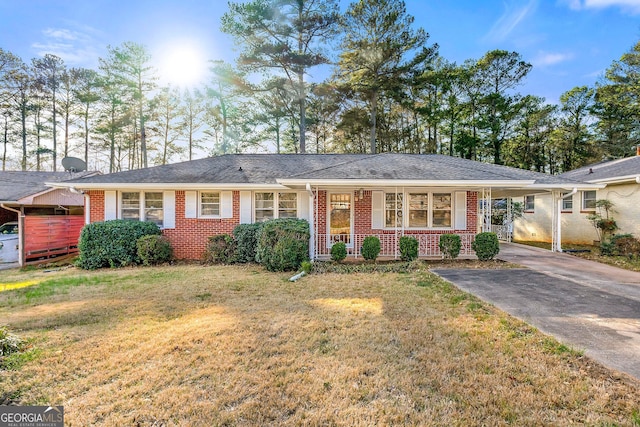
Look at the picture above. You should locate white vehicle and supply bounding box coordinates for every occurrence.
[0,221,19,263]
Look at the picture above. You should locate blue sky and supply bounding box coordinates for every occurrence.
[1,0,639,104]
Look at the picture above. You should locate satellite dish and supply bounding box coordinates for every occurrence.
[61,157,87,173]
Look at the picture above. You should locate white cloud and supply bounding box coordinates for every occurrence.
[563,0,640,14]
[531,51,575,67]
[484,0,539,42]
[32,25,102,67]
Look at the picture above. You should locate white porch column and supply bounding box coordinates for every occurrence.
[481,188,492,232]
[306,183,315,260]
[553,188,578,252]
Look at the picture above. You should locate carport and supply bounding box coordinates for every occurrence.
[0,171,92,266]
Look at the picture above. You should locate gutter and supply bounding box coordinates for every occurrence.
[0,203,24,266]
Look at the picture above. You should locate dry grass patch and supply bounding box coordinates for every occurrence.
[0,264,639,425]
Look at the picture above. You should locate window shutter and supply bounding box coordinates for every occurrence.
[104,191,117,220]
[163,191,176,229]
[84,195,91,224]
[297,191,310,220]
[185,191,197,219]
[221,191,233,218]
[454,191,467,230]
[239,191,252,224]
[371,191,384,229]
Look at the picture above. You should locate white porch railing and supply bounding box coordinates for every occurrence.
[315,233,476,258]
[491,224,513,242]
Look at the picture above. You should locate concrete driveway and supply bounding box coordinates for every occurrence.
[432,243,640,381]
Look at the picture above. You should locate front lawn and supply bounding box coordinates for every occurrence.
[1,265,639,425]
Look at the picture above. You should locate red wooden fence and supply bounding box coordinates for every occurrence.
[24,215,84,261]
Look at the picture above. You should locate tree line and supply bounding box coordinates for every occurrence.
[0,0,638,174]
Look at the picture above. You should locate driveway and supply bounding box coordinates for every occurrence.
[432,243,640,381]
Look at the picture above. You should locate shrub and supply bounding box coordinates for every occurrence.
[77,220,161,269]
[301,260,313,274]
[439,234,462,259]
[256,218,310,272]
[204,234,237,264]
[0,326,23,358]
[136,235,173,266]
[601,234,640,258]
[361,236,381,261]
[233,223,263,263]
[330,242,347,262]
[472,232,500,261]
[399,236,419,261]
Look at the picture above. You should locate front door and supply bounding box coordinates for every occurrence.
[329,193,352,247]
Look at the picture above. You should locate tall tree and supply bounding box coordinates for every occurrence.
[74,68,100,166]
[337,0,437,154]
[222,0,340,153]
[476,50,531,164]
[32,54,65,170]
[103,42,157,168]
[181,88,206,161]
[555,86,596,172]
[152,86,184,165]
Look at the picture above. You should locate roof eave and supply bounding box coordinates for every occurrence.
[46,182,287,191]
[586,175,640,185]
[277,179,537,187]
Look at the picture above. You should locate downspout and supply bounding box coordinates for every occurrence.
[1,203,24,267]
[554,188,577,253]
[306,183,315,261]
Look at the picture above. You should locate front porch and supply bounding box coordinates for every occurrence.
[314,232,477,259]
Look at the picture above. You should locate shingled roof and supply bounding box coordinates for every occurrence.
[560,156,640,183]
[0,171,93,202]
[64,154,592,189]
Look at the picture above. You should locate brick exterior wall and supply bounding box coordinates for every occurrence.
[87,190,105,224]
[86,188,480,260]
[162,191,239,259]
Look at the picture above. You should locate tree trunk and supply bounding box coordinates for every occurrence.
[370,90,378,154]
[52,87,57,171]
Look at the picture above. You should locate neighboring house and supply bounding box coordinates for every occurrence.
[52,154,600,260]
[514,154,640,246]
[0,171,93,265]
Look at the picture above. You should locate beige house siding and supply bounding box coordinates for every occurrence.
[514,183,640,245]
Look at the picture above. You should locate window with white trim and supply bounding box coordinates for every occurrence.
[254,192,297,222]
[432,193,452,227]
[200,192,220,217]
[120,192,163,226]
[278,192,297,218]
[408,193,428,227]
[524,195,535,212]
[385,193,403,227]
[562,192,573,211]
[582,190,596,211]
[382,191,453,229]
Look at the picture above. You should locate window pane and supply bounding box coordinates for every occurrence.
[408,193,428,227]
[144,192,163,225]
[385,193,403,228]
[562,192,573,211]
[432,193,452,228]
[583,191,596,210]
[255,192,275,222]
[122,192,140,220]
[201,192,220,216]
[278,193,297,218]
[525,195,535,211]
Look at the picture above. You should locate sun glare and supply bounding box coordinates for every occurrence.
[158,43,208,88]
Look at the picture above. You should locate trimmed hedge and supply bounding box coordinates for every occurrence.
[439,234,461,259]
[137,235,173,266]
[399,236,419,261]
[361,236,381,261]
[233,223,263,263]
[472,232,500,261]
[77,220,161,269]
[330,242,347,262]
[256,218,310,272]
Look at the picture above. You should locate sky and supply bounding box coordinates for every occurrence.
[0,0,639,105]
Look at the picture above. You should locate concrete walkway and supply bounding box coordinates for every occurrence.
[433,242,640,381]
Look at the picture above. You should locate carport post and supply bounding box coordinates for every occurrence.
[553,188,577,252]
[0,203,25,266]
